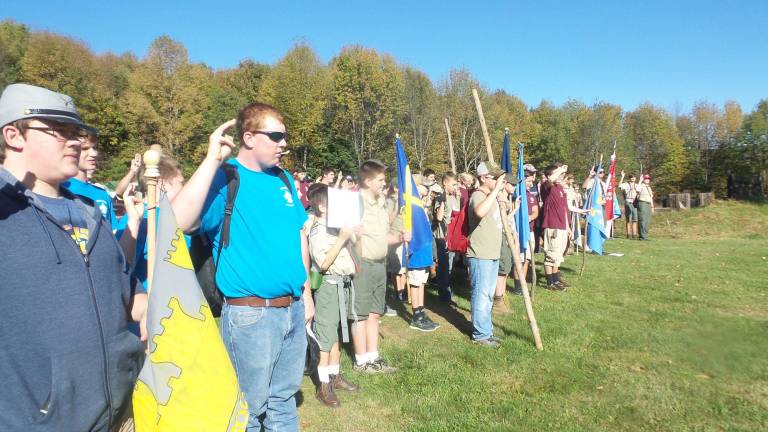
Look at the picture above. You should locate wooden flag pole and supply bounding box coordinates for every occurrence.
[471,88,494,163]
[444,118,457,174]
[501,202,543,350]
[142,146,162,295]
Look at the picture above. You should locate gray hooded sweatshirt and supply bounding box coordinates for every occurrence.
[0,167,143,431]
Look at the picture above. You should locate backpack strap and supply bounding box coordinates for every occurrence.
[270,165,293,191]
[215,163,240,270]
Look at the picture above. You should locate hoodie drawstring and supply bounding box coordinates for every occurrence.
[32,206,62,264]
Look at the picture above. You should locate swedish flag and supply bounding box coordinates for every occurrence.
[395,137,433,269]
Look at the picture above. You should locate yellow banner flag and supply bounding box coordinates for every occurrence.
[133,197,248,431]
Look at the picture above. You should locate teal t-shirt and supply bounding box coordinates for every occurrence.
[62,177,117,228]
[199,160,308,298]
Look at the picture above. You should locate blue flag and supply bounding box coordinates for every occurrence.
[584,165,608,255]
[514,142,530,253]
[501,131,512,173]
[395,137,433,269]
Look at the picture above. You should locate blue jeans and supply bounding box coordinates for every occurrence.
[468,257,499,341]
[221,298,307,432]
[435,238,453,301]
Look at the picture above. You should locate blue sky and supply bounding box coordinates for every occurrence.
[3,0,767,113]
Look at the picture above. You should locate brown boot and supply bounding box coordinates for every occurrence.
[492,295,510,315]
[316,381,340,408]
[330,373,359,392]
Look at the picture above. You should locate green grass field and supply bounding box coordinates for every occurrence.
[297,201,768,431]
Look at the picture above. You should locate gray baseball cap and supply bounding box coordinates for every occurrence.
[0,83,91,130]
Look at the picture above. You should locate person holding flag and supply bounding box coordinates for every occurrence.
[512,149,538,296]
[583,162,610,255]
[394,136,439,332]
[603,145,622,236]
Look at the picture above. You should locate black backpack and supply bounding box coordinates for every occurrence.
[189,164,292,317]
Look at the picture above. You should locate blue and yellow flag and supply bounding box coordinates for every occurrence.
[514,141,531,253]
[395,136,433,269]
[133,196,248,431]
[584,165,608,255]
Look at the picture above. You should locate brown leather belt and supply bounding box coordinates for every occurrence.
[226,295,298,308]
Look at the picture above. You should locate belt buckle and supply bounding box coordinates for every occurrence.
[264,298,271,307]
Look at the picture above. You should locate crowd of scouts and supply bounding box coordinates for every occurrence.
[0,83,656,431]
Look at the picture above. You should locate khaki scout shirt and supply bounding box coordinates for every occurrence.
[360,190,390,260]
[637,184,654,203]
[308,218,356,276]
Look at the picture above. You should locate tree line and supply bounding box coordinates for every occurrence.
[1,20,766,198]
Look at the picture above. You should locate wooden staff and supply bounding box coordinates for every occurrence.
[471,88,494,163]
[501,201,543,350]
[444,118,457,174]
[142,146,162,294]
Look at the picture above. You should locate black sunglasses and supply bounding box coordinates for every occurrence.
[26,126,89,142]
[252,130,288,143]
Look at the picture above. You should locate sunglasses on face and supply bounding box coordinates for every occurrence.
[26,126,88,142]
[251,130,288,143]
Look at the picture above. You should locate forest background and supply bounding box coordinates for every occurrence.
[1,19,766,198]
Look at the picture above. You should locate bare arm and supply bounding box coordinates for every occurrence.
[474,179,506,219]
[115,154,142,197]
[301,229,315,322]
[172,119,236,233]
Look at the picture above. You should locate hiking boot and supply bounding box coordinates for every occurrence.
[316,382,340,408]
[420,312,440,329]
[410,315,439,332]
[554,281,569,290]
[472,338,500,348]
[489,335,504,344]
[556,277,570,288]
[330,373,359,392]
[546,283,565,292]
[397,291,407,303]
[352,362,369,373]
[492,295,511,315]
[384,305,397,317]
[367,358,397,374]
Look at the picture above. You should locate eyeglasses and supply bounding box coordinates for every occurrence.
[251,130,288,143]
[26,126,88,142]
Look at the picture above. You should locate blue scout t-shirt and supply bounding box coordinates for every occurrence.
[36,193,90,254]
[62,177,117,228]
[132,207,192,293]
[199,159,308,299]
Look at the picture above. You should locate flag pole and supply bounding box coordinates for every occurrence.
[397,133,412,303]
[501,202,543,350]
[444,118,457,174]
[142,145,162,295]
[471,88,494,163]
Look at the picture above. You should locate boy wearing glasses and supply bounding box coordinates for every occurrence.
[172,102,314,431]
[0,83,145,431]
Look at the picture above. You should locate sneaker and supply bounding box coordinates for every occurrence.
[330,373,359,392]
[352,362,369,373]
[410,316,439,332]
[316,381,340,408]
[367,358,397,374]
[510,286,523,296]
[489,335,504,344]
[554,281,569,290]
[557,278,570,288]
[472,338,500,348]
[384,305,397,317]
[420,312,441,330]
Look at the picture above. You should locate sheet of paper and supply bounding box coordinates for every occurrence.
[326,188,362,228]
[607,253,625,257]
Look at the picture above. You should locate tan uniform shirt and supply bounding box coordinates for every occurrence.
[467,190,502,260]
[360,191,390,260]
[637,184,654,203]
[618,182,639,202]
[308,218,356,276]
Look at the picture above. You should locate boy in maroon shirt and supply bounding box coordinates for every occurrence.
[540,164,585,290]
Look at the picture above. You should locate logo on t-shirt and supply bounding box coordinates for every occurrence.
[281,187,295,207]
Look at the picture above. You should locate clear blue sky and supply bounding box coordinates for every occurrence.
[3,0,767,113]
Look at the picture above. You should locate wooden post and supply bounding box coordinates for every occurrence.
[501,203,543,350]
[444,118,457,174]
[471,88,494,163]
[142,146,162,295]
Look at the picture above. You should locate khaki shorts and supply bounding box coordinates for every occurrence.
[354,259,386,319]
[407,268,429,286]
[543,228,568,267]
[499,236,513,276]
[313,276,354,352]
